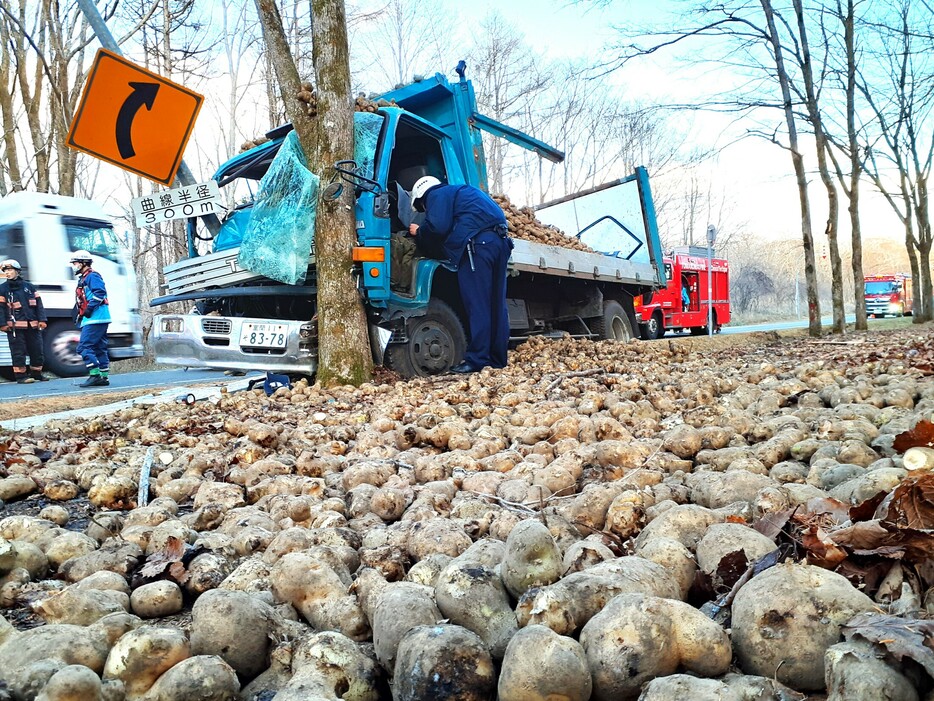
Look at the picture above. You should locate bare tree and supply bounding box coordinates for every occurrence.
[858,0,934,322]
[470,13,551,194]
[254,0,372,385]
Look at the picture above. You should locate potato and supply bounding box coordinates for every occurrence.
[139,655,239,701]
[824,640,919,701]
[34,665,105,701]
[497,625,591,701]
[561,539,616,574]
[634,504,722,552]
[501,520,562,599]
[579,593,731,700]
[129,581,183,619]
[434,558,517,658]
[638,674,741,701]
[371,583,441,670]
[275,631,381,701]
[270,551,369,641]
[32,587,130,625]
[190,589,273,679]
[636,537,695,599]
[518,557,681,635]
[393,625,495,701]
[731,563,875,690]
[0,613,139,676]
[102,626,190,699]
[695,523,778,575]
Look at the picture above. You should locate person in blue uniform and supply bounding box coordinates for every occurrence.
[70,250,112,387]
[408,176,512,374]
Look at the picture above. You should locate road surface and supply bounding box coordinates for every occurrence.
[0,368,250,403]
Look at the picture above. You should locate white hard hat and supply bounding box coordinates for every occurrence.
[1,258,21,270]
[69,249,93,263]
[411,176,441,204]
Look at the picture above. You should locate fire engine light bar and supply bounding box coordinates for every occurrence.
[352,246,385,262]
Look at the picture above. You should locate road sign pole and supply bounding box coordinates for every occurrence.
[75,0,219,235]
[706,225,716,335]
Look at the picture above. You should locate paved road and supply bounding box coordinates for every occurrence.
[0,368,243,403]
[721,314,858,335]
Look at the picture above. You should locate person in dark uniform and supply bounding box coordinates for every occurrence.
[408,176,512,374]
[70,249,111,387]
[0,259,48,383]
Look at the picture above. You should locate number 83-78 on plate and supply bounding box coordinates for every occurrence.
[239,322,288,349]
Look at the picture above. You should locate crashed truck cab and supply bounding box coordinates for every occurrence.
[150,70,566,376]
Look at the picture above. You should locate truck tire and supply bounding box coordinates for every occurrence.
[385,299,466,378]
[642,312,664,340]
[593,300,634,342]
[43,320,86,378]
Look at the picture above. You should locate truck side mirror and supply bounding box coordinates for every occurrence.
[374,192,390,218]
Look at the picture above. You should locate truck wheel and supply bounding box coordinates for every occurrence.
[594,300,634,342]
[43,320,86,378]
[643,312,664,340]
[385,299,466,378]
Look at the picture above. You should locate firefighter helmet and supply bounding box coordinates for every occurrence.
[411,176,441,205]
[0,258,21,271]
[69,250,93,264]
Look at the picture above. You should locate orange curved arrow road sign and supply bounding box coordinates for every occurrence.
[67,49,204,186]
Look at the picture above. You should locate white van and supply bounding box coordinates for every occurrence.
[0,192,143,377]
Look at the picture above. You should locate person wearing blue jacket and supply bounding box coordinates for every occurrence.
[70,250,111,387]
[409,176,512,373]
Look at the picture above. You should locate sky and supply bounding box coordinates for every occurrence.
[458,0,906,246]
[83,0,907,250]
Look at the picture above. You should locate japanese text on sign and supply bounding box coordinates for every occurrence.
[131,181,221,228]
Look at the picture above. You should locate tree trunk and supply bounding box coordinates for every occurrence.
[792,0,843,334]
[254,0,373,386]
[842,0,867,330]
[761,0,821,336]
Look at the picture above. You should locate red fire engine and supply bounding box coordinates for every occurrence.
[635,247,730,339]
[864,274,912,318]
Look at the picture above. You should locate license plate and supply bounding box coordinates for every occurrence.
[239,323,288,348]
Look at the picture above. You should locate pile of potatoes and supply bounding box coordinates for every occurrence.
[2,327,934,700]
[492,194,596,253]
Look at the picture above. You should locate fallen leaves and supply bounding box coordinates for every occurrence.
[893,419,934,454]
[842,613,934,677]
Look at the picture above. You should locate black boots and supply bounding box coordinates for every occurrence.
[79,375,109,387]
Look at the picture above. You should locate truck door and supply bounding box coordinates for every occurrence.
[380,114,461,303]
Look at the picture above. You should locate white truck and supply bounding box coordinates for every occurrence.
[0,192,144,378]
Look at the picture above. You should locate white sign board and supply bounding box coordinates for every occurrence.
[132,181,221,228]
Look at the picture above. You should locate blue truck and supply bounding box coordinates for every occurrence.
[150,66,666,378]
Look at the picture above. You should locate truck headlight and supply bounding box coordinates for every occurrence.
[161,317,184,333]
[888,303,902,312]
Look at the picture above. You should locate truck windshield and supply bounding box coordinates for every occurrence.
[64,216,121,263]
[865,281,898,294]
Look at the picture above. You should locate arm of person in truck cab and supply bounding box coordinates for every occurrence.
[413,186,455,241]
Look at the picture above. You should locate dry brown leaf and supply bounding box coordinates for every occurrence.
[842,613,934,676]
[805,496,851,523]
[139,535,187,580]
[802,526,849,568]
[753,508,795,540]
[882,473,934,531]
[893,419,934,454]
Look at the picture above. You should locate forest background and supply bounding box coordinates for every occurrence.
[0,0,931,343]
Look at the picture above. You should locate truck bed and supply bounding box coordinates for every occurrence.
[160,238,657,299]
